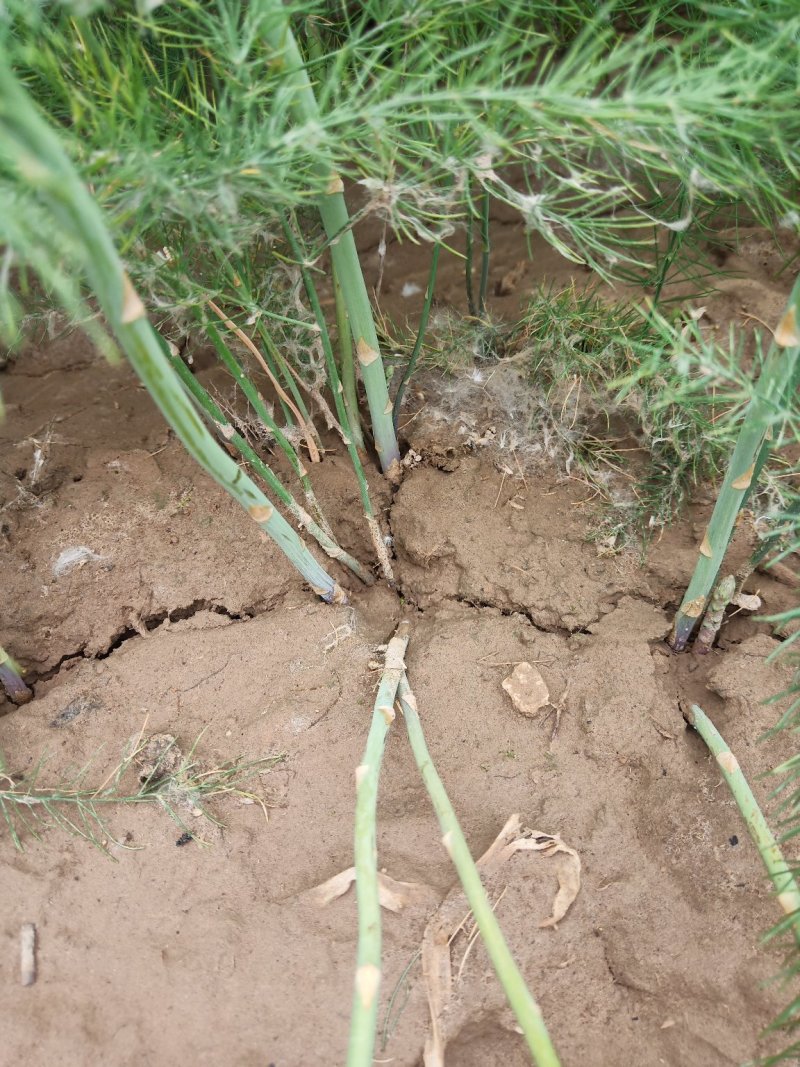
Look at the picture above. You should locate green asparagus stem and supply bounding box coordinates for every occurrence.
[0,61,345,604]
[685,704,800,948]
[348,620,411,1067]
[397,673,563,1067]
[165,344,373,585]
[334,269,365,453]
[281,217,394,582]
[0,645,32,705]
[261,7,402,481]
[478,188,491,319]
[392,242,441,433]
[670,275,800,651]
[465,180,477,318]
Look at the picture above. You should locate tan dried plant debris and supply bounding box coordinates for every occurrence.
[420,814,581,1066]
[307,867,430,913]
[502,662,550,717]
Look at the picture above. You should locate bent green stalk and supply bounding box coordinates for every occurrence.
[397,673,562,1067]
[165,344,373,585]
[685,704,800,947]
[670,276,800,651]
[0,645,32,705]
[348,620,411,1067]
[392,242,441,433]
[281,217,394,582]
[0,61,345,605]
[261,8,401,480]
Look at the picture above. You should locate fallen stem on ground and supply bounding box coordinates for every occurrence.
[684,703,800,947]
[348,620,411,1067]
[397,672,562,1067]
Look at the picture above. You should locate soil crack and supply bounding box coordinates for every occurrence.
[26,593,287,692]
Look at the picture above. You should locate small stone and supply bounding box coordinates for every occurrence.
[502,662,550,717]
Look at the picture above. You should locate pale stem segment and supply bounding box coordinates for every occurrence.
[261,7,402,481]
[670,275,800,651]
[685,704,800,948]
[397,673,563,1067]
[348,620,411,1067]
[0,62,345,605]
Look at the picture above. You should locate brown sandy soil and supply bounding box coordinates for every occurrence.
[1,218,800,1067]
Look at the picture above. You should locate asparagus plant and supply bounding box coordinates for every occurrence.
[260,6,402,482]
[163,342,373,585]
[0,60,346,604]
[348,620,410,1067]
[397,671,563,1067]
[670,276,800,651]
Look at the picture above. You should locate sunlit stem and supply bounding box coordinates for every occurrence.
[282,217,393,582]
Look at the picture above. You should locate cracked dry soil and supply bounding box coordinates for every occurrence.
[1,336,800,1067]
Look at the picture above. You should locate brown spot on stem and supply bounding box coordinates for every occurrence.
[249,504,274,524]
[716,750,739,774]
[732,465,754,490]
[682,595,706,619]
[327,174,344,195]
[699,531,713,558]
[355,963,380,1007]
[441,830,454,857]
[356,338,379,366]
[120,273,146,324]
[775,305,800,347]
[355,764,369,788]
[383,399,393,415]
